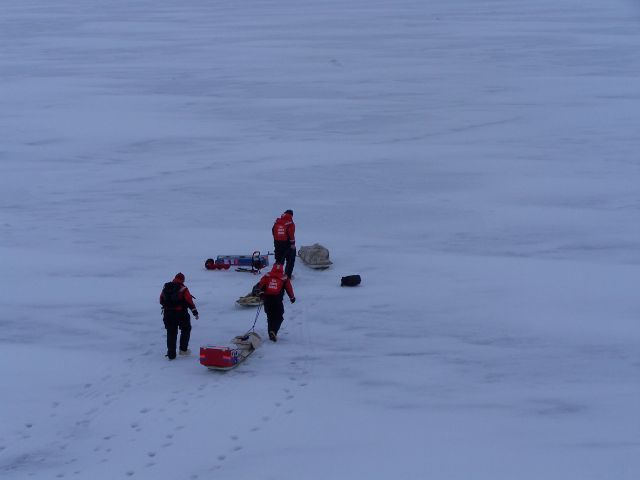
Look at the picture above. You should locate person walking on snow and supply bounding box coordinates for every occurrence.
[253,264,295,342]
[272,209,296,278]
[160,273,199,360]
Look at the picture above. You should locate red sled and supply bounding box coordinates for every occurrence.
[200,332,262,371]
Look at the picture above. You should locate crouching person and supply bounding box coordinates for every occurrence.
[253,264,295,342]
[160,273,199,359]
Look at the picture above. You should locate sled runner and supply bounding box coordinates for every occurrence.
[200,332,262,371]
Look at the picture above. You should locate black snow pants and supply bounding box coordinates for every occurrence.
[274,240,296,278]
[263,295,285,335]
[163,309,192,358]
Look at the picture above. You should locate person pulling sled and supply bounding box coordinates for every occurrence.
[253,264,295,342]
[160,273,199,360]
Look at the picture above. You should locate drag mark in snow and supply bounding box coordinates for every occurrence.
[527,398,586,416]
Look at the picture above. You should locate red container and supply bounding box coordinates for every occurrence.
[200,346,239,369]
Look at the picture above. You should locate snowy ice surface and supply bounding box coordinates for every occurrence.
[1,0,639,479]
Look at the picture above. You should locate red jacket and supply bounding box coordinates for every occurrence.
[160,279,197,312]
[272,213,295,246]
[257,269,295,300]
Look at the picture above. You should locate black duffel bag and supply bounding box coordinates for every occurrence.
[340,275,361,287]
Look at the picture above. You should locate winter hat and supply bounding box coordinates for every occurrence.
[284,209,293,216]
[174,272,185,282]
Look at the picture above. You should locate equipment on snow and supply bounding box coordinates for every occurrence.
[200,332,262,370]
[298,243,333,270]
[236,292,263,307]
[341,275,361,287]
[200,305,264,370]
[205,258,230,270]
[205,251,270,273]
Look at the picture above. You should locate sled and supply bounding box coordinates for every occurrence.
[200,332,262,371]
[236,294,263,307]
[205,251,269,272]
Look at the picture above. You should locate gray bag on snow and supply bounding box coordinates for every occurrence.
[298,243,333,269]
[232,332,262,350]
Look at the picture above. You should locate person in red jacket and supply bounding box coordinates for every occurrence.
[253,264,295,342]
[160,273,199,360]
[272,209,296,278]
